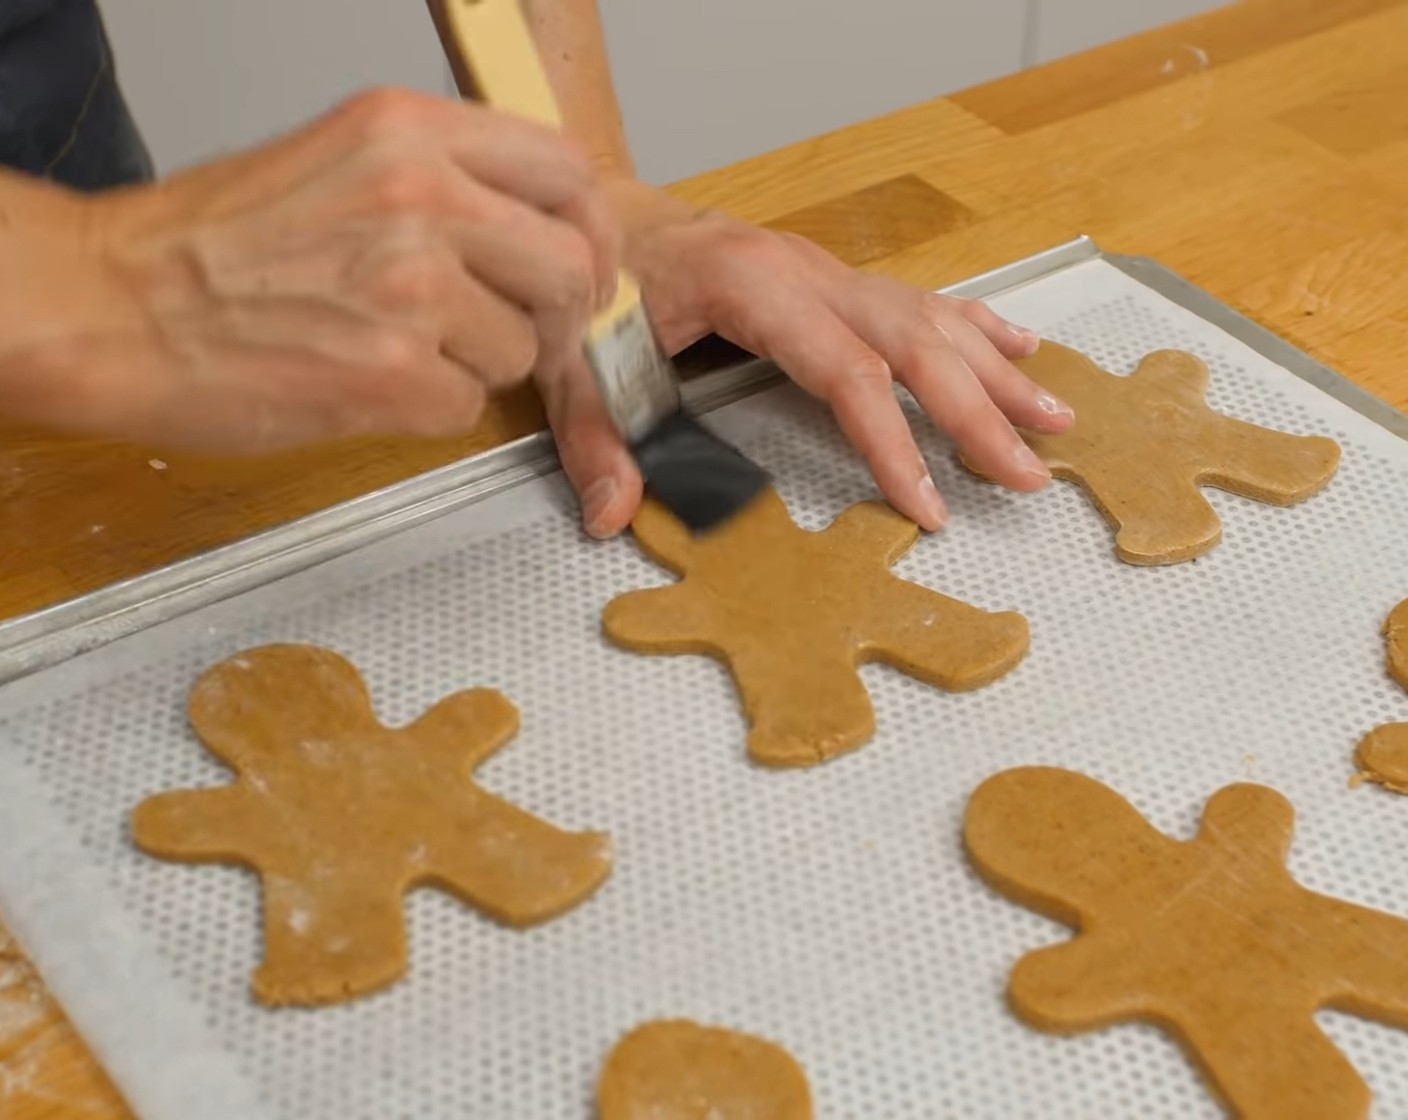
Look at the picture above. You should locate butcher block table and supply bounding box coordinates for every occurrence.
[5,0,1408,1113]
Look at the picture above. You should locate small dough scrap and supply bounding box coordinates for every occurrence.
[1356,598,1408,792]
[1387,597,1408,691]
[602,489,1030,767]
[131,644,612,1007]
[597,1020,812,1120]
[963,342,1341,565]
[964,767,1408,1119]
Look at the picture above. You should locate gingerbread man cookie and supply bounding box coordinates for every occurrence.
[963,342,1341,565]
[598,1020,812,1120]
[1355,598,1408,792]
[131,644,612,1007]
[964,766,1408,1118]
[602,489,1029,767]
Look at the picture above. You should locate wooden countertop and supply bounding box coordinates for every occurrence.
[6,0,1408,1113]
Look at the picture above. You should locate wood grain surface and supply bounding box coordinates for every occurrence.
[6,0,1408,1113]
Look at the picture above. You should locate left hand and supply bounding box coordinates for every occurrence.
[537,178,1075,539]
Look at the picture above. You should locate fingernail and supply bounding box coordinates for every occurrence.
[1014,442,1050,482]
[1006,321,1039,342]
[917,473,948,530]
[1035,391,1074,420]
[582,476,619,538]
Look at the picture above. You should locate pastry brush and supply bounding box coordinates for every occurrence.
[425,0,770,534]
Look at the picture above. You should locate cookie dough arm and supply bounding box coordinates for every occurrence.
[869,582,1028,691]
[1009,938,1151,1032]
[130,787,265,863]
[602,585,721,651]
[1323,901,1408,1029]
[1200,422,1341,505]
[423,796,612,926]
[408,687,520,770]
[823,501,920,564]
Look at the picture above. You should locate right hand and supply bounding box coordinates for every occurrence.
[12,87,619,452]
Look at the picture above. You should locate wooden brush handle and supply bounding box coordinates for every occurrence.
[426,0,563,127]
[425,0,650,347]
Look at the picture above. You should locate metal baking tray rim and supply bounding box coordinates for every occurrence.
[2,234,1403,685]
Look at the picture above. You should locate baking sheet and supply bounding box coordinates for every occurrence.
[3,256,1408,1118]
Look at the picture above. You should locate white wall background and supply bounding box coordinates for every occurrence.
[100,0,1225,184]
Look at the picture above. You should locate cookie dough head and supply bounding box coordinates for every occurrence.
[186,644,372,772]
[597,1019,813,1120]
[963,766,1171,924]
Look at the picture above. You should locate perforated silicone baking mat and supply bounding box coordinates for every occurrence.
[3,257,1408,1119]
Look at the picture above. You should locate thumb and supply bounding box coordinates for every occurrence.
[538,355,644,539]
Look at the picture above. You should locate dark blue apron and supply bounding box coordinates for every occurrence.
[0,0,152,190]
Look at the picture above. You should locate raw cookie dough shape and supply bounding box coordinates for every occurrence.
[131,644,613,1007]
[962,341,1342,565]
[602,489,1030,767]
[964,766,1408,1120]
[1356,598,1408,792]
[597,1019,812,1120]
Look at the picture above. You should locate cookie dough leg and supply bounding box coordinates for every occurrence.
[254,867,408,1006]
[423,797,612,927]
[1181,1011,1369,1120]
[1084,471,1223,565]
[732,647,875,768]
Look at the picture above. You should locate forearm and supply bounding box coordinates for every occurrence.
[523,0,634,176]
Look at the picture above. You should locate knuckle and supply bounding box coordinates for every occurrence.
[364,327,430,379]
[827,351,893,404]
[944,394,1004,443]
[368,252,445,310]
[775,229,813,251]
[729,226,784,268]
[501,324,537,386]
[850,351,894,386]
[488,317,540,386]
[917,290,961,325]
[364,164,447,217]
[345,86,429,137]
[406,382,486,437]
[544,236,596,310]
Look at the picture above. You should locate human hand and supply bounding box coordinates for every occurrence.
[539,179,1074,539]
[3,88,619,452]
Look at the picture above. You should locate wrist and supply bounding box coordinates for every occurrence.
[0,175,164,431]
[600,175,699,238]
[597,175,725,353]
